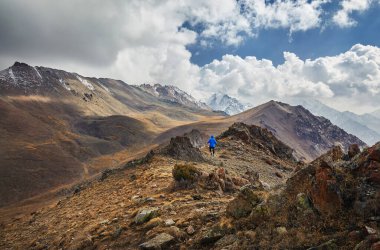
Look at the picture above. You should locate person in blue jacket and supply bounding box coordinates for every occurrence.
[208,135,217,156]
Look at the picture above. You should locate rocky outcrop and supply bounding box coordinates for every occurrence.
[219,122,295,160]
[161,136,205,162]
[183,129,209,148]
[348,144,361,159]
[214,143,380,249]
[226,184,266,219]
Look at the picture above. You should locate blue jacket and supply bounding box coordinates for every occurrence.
[208,136,217,148]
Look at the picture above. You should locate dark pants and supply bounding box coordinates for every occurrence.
[209,146,215,156]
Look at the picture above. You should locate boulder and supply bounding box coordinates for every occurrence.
[134,207,159,224]
[368,143,380,162]
[226,185,265,219]
[162,136,204,162]
[198,228,224,245]
[310,161,342,215]
[186,225,195,235]
[139,233,174,249]
[165,219,175,226]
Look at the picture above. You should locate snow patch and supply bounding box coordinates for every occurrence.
[98,81,110,93]
[59,79,71,91]
[9,69,17,84]
[207,93,250,115]
[76,75,94,91]
[33,67,42,79]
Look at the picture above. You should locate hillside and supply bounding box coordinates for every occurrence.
[1,123,378,249]
[156,101,366,161]
[138,83,211,111]
[287,98,380,145]
[0,123,302,249]
[0,62,223,207]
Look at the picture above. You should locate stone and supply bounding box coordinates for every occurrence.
[226,185,265,219]
[368,144,380,162]
[165,219,175,226]
[134,207,159,224]
[186,225,195,235]
[199,228,224,245]
[226,195,253,219]
[296,193,313,212]
[275,227,287,235]
[139,233,174,249]
[131,195,141,203]
[365,226,377,235]
[310,162,342,215]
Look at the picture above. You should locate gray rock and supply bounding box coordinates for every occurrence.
[139,233,174,249]
[186,225,195,235]
[134,207,159,224]
[165,219,175,226]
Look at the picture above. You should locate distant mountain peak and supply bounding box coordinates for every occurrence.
[138,83,211,111]
[207,93,251,115]
[12,61,30,68]
[286,97,380,145]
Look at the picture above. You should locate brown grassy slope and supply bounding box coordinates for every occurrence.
[0,64,224,207]
[0,127,300,249]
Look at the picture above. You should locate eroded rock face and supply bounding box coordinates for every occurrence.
[310,161,343,215]
[161,136,204,162]
[184,129,209,148]
[226,184,266,219]
[219,122,295,161]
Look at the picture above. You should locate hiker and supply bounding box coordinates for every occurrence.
[208,135,217,156]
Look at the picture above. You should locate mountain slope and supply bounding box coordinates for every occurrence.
[2,124,378,249]
[286,98,380,145]
[138,83,211,111]
[156,101,366,161]
[0,62,223,207]
[207,93,250,115]
[0,122,301,249]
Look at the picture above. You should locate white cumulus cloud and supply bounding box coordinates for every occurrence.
[333,0,374,27]
[194,44,380,113]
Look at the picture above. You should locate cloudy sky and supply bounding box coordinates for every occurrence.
[1,0,380,113]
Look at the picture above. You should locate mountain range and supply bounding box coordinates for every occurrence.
[0,62,369,205]
[286,98,380,145]
[0,62,379,249]
[206,93,251,115]
[0,62,222,207]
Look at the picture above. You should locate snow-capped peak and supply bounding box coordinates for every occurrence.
[207,93,251,115]
[138,83,210,110]
[9,68,17,84]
